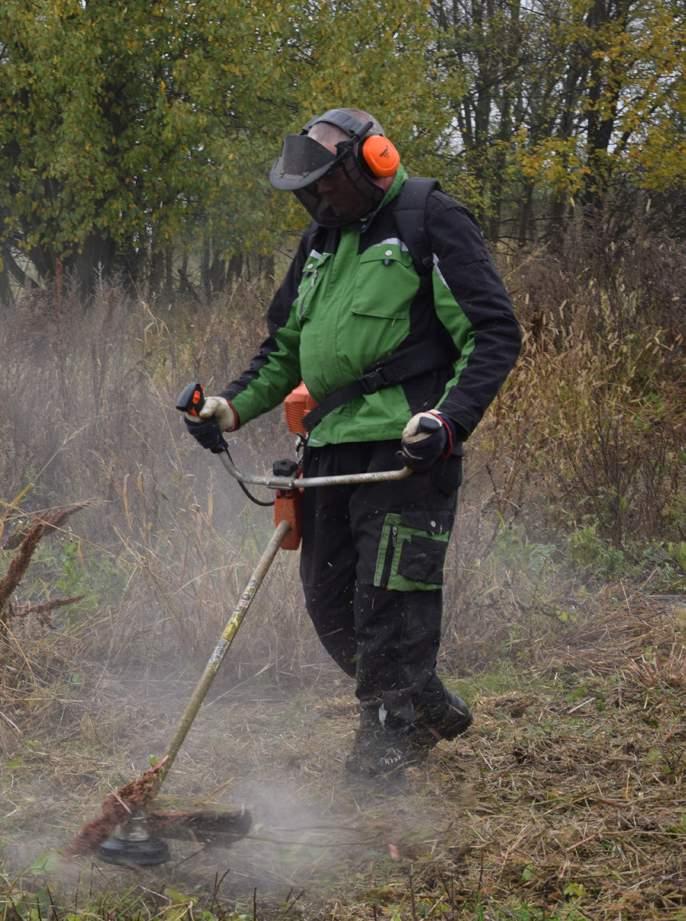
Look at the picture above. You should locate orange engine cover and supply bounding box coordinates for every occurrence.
[284,382,318,436]
[274,491,302,550]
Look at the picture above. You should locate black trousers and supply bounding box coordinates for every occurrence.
[299,440,461,730]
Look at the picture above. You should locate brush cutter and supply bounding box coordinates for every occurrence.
[70,382,411,867]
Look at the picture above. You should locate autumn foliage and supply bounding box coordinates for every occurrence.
[1,0,684,297]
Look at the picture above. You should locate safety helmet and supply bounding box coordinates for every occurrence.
[269,108,401,227]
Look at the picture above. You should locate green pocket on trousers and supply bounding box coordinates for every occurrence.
[373,510,452,592]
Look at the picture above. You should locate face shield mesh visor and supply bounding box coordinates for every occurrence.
[269,134,338,191]
[270,136,385,227]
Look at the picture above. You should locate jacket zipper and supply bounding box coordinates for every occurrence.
[380,525,398,588]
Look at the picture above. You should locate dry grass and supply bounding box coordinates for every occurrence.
[1,233,685,919]
[498,227,686,547]
[1,239,684,678]
[0,597,684,920]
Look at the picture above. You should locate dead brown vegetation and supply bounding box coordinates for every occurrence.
[0,227,684,919]
[0,503,87,629]
[68,760,167,855]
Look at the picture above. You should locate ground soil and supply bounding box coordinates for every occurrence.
[1,595,684,920]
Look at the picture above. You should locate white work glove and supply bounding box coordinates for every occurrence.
[185,396,239,453]
[400,410,453,471]
[198,396,239,432]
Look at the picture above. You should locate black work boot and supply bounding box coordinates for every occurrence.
[412,690,473,757]
[345,707,418,779]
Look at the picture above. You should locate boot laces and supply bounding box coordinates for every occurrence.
[378,746,407,770]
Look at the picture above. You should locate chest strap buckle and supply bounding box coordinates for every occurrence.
[359,366,390,394]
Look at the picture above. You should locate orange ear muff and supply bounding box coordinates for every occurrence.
[361,135,400,177]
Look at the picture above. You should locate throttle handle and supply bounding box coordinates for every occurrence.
[176,382,206,419]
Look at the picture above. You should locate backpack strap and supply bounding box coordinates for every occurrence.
[392,177,440,274]
[302,338,455,433]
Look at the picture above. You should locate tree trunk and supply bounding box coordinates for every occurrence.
[201,233,212,302]
[0,264,13,307]
[518,181,535,247]
[65,231,117,297]
[228,253,243,281]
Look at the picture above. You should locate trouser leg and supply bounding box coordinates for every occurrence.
[299,445,360,678]
[300,440,471,767]
[353,576,469,738]
[354,582,443,727]
[349,441,464,732]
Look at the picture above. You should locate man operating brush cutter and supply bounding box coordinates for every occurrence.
[186,107,521,783]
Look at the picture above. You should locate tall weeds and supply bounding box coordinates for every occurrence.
[1,223,684,698]
[501,223,685,545]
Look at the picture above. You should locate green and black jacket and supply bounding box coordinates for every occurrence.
[223,168,521,446]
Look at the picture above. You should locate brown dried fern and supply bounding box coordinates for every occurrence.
[0,502,88,629]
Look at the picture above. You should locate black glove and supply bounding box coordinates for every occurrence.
[400,411,453,471]
[184,417,227,454]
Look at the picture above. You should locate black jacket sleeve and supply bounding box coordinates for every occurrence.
[427,192,521,439]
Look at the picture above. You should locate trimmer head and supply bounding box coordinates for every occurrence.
[96,807,252,866]
[98,813,170,866]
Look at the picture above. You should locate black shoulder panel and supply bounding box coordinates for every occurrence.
[392,177,441,273]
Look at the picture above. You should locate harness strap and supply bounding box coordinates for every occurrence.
[302,339,455,433]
